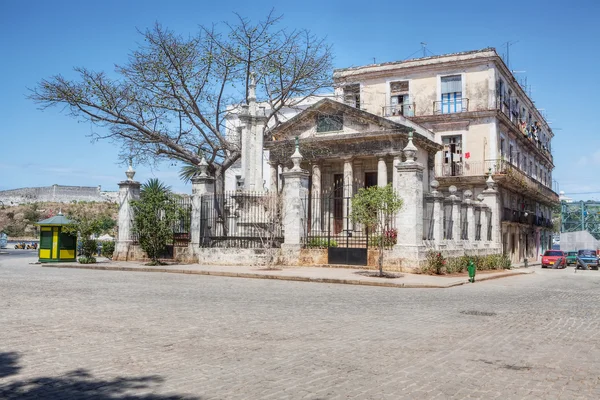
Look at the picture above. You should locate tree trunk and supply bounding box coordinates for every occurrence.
[378,242,384,276]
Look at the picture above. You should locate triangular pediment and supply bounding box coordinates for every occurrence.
[269,99,410,141]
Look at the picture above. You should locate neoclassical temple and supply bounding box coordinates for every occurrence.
[114,93,504,269]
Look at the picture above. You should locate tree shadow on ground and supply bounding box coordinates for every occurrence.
[0,352,21,379]
[0,352,199,400]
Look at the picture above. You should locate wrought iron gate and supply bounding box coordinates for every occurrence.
[306,184,369,266]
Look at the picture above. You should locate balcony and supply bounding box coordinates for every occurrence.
[496,98,553,163]
[435,159,506,178]
[382,103,415,118]
[433,98,469,115]
[502,208,554,229]
[434,159,558,204]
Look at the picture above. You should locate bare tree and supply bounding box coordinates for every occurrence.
[29,10,333,191]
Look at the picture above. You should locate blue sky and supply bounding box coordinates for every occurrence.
[1,0,598,199]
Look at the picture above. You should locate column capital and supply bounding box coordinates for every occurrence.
[118,180,141,189]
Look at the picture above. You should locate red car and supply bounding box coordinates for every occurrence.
[541,250,566,268]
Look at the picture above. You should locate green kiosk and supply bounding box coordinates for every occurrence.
[37,213,77,263]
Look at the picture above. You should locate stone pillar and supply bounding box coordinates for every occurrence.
[377,156,388,187]
[269,162,279,193]
[343,158,353,233]
[394,134,424,248]
[392,154,401,190]
[191,157,215,250]
[282,141,310,248]
[311,163,322,232]
[353,159,364,191]
[238,73,268,192]
[114,162,141,261]
[322,164,332,232]
[481,174,501,244]
[448,186,462,242]
[464,190,475,242]
[430,180,445,242]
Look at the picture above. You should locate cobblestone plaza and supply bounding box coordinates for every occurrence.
[1,256,599,399]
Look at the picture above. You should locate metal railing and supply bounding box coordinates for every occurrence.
[423,196,434,240]
[433,98,469,114]
[199,191,283,248]
[382,103,415,117]
[495,98,553,162]
[129,195,192,248]
[435,159,506,178]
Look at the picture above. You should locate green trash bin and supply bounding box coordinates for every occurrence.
[468,260,476,283]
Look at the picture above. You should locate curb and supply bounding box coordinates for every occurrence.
[40,263,533,289]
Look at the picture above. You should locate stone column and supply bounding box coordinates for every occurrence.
[282,141,310,248]
[343,158,353,233]
[114,163,141,261]
[464,190,475,242]
[269,162,279,193]
[377,156,388,187]
[448,186,462,242]
[430,180,445,242]
[392,154,401,190]
[311,163,322,232]
[191,157,215,251]
[480,174,501,245]
[322,163,332,232]
[238,73,268,191]
[394,134,424,250]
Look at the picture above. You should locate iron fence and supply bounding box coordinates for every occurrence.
[460,205,468,240]
[443,202,453,240]
[423,196,434,240]
[486,210,493,241]
[304,191,397,250]
[475,208,482,241]
[128,195,192,247]
[199,191,283,248]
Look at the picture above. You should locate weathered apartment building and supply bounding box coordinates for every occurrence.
[333,48,558,263]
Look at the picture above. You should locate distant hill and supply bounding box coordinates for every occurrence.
[0,201,118,239]
[0,184,118,206]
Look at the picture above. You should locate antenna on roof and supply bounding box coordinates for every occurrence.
[420,42,427,57]
[502,40,519,69]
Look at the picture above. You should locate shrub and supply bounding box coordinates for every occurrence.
[101,241,115,259]
[80,239,98,259]
[369,228,398,248]
[425,251,446,275]
[306,238,338,248]
[78,256,96,264]
[445,255,469,274]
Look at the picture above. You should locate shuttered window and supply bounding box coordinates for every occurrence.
[441,75,462,94]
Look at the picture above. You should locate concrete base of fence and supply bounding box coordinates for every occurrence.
[196,247,271,266]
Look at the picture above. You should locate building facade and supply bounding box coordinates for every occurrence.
[333,48,558,263]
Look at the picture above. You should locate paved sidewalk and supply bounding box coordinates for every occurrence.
[40,259,534,288]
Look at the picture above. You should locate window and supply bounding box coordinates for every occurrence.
[509,144,513,163]
[60,232,76,249]
[440,75,463,113]
[389,81,412,116]
[442,136,462,176]
[316,114,343,133]
[500,138,505,158]
[343,84,360,108]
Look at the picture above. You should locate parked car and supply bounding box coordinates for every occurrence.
[576,249,599,270]
[541,250,566,268]
[566,251,578,266]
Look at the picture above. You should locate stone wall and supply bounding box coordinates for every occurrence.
[0,185,118,206]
